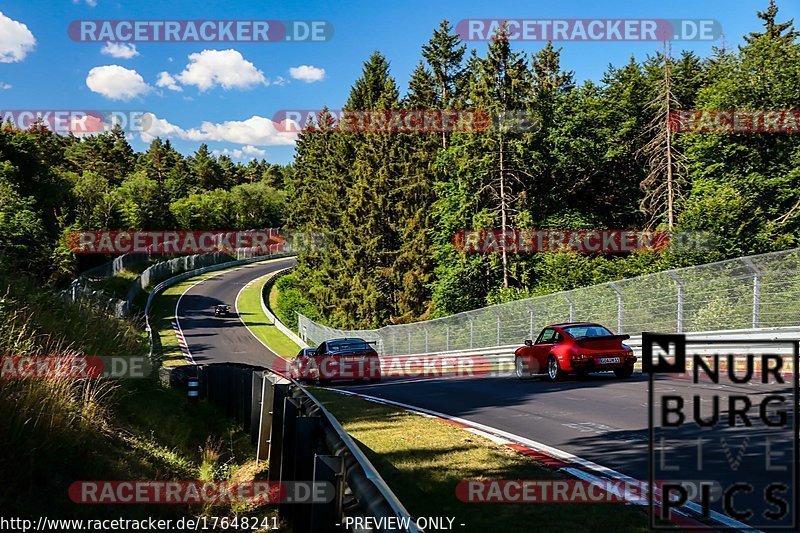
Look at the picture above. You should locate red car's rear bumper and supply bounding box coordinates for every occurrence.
[566,355,636,372]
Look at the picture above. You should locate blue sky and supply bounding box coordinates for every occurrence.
[0,0,795,164]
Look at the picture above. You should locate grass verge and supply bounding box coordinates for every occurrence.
[310,388,650,533]
[236,274,301,358]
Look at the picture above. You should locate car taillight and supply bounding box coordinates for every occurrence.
[571,353,586,360]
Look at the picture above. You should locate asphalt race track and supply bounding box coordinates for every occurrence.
[179,260,796,529]
[175,257,296,368]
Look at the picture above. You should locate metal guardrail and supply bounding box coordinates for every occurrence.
[366,326,800,378]
[270,379,423,532]
[146,255,418,532]
[258,267,308,348]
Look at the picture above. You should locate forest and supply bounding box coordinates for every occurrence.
[283,2,800,328]
[1,2,799,331]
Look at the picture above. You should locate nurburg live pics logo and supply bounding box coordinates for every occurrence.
[644,332,800,530]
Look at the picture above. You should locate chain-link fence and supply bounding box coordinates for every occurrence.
[77,252,152,281]
[297,247,800,355]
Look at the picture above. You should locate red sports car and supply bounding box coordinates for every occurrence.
[514,322,636,381]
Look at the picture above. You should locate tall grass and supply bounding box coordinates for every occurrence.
[0,275,142,512]
[0,274,274,522]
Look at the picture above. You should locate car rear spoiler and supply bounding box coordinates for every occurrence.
[574,334,630,344]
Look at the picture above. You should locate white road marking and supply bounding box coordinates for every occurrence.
[324,387,758,531]
[174,258,291,366]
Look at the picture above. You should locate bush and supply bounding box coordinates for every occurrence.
[274,273,322,330]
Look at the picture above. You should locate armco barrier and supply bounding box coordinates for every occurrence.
[258,267,308,348]
[167,365,421,533]
[368,326,800,378]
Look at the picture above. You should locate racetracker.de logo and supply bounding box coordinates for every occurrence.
[669,110,800,133]
[453,230,675,254]
[68,481,332,505]
[1,356,151,379]
[456,19,722,41]
[68,20,333,42]
[1,110,150,134]
[271,109,538,134]
[67,230,285,255]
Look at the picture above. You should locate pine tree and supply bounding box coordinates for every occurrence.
[392,63,439,320]
[189,144,224,191]
[421,20,466,148]
[467,26,534,288]
[745,0,798,44]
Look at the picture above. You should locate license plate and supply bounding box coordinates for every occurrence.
[598,357,621,364]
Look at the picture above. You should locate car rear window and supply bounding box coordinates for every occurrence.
[328,341,372,352]
[563,325,613,338]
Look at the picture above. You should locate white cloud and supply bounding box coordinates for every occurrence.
[139,113,296,147]
[289,65,325,83]
[185,115,296,145]
[74,0,98,6]
[212,145,267,160]
[0,12,36,63]
[176,49,266,91]
[86,65,151,101]
[139,113,187,143]
[101,42,139,59]
[272,76,288,86]
[0,82,11,90]
[156,71,182,92]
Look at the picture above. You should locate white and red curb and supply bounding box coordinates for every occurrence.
[171,319,194,364]
[324,387,748,532]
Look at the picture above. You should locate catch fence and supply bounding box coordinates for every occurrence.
[298,248,800,355]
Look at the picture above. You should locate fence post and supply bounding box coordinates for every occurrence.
[311,455,344,533]
[565,294,575,322]
[424,327,429,353]
[469,318,475,349]
[525,302,535,340]
[292,415,321,533]
[609,282,623,333]
[277,397,302,525]
[445,324,450,352]
[496,313,502,345]
[268,384,291,482]
[668,271,685,333]
[296,312,303,340]
[743,258,760,329]
[407,329,412,355]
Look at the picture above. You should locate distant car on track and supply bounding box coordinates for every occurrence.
[292,338,381,384]
[213,304,230,317]
[514,322,636,381]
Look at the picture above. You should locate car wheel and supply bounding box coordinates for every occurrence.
[514,356,531,380]
[547,356,565,382]
[614,365,634,379]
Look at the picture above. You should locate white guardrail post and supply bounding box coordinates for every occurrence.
[668,271,685,333]
[742,257,761,329]
[609,282,623,334]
